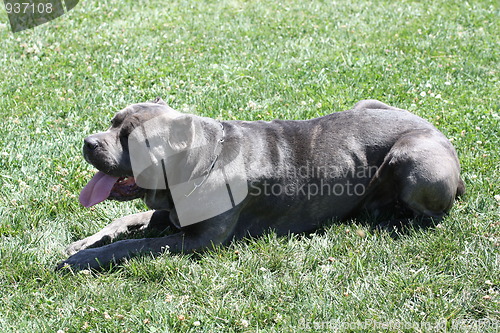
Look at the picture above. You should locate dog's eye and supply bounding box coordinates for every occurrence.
[120,128,129,139]
[111,115,124,128]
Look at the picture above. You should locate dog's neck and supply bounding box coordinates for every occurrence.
[185,120,225,197]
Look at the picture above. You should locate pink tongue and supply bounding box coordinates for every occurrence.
[79,171,119,207]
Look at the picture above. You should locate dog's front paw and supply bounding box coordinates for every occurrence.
[56,248,115,271]
[65,239,89,256]
[65,234,113,255]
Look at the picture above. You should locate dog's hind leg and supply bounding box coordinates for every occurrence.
[369,129,463,230]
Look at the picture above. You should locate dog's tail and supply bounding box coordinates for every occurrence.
[455,177,466,198]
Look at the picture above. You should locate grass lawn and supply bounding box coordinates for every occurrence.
[0,0,499,331]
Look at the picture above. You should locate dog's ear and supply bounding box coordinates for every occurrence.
[151,97,167,105]
[168,115,195,151]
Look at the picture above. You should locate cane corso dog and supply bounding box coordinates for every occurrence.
[57,99,464,270]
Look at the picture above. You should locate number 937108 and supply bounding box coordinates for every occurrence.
[5,2,54,14]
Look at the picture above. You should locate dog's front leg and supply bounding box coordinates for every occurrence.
[57,233,199,271]
[57,212,239,271]
[65,210,172,255]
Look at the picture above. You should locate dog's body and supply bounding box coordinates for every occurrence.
[58,99,464,270]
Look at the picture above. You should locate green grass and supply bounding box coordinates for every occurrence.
[0,0,499,331]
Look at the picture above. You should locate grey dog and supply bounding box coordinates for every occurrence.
[57,99,464,270]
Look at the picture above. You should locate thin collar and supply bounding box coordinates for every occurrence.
[185,121,225,197]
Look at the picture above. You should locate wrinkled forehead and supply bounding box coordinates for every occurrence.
[111,103,180,125]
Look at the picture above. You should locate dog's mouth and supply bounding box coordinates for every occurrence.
[79,171,145,207]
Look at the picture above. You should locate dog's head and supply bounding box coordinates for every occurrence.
[79,97,196,210]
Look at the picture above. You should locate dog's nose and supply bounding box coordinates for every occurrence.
[84,137,100,150]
